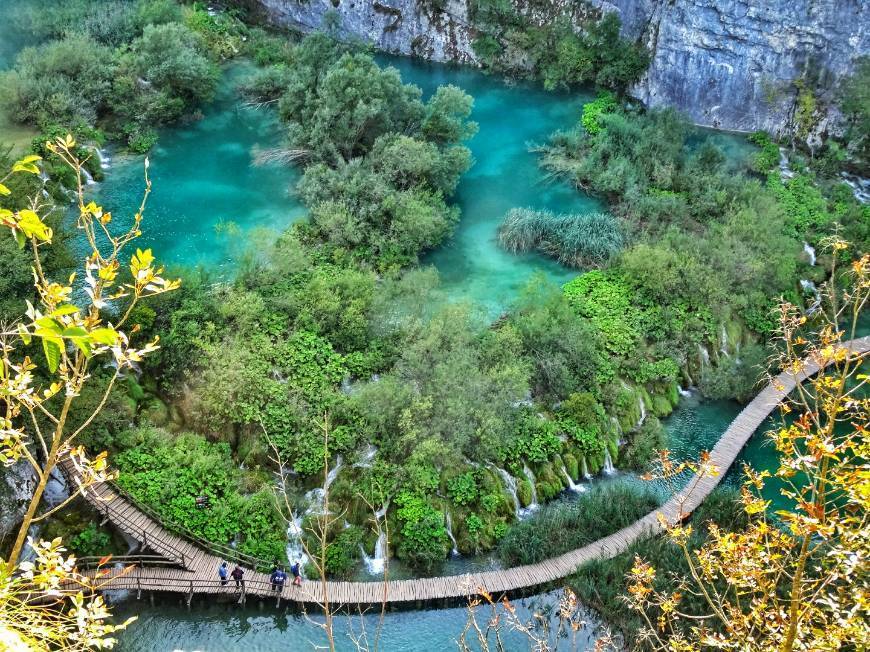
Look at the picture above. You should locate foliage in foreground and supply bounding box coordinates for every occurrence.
[627,241,869,650]
[0,137,177,647]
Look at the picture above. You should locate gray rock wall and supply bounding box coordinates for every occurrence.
[249,0,869,135]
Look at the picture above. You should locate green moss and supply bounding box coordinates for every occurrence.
[563,453,579,481]
[517,477,533,508]
[652,394,673,418]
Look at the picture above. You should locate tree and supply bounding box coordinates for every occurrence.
[0,136,178,649]
[627,239,869,650]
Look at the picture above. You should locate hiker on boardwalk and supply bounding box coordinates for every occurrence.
[290,560,303,587]
[270,566,287,593]
[218,561,228,586]
[230,564,245,589]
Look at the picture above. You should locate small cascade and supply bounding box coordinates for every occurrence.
[719,325,730,358]
[340,376,353,395]
[698,344,711,368]
[602,448,616,475]
[779,147,795,180]
[97,147,111,170]
[840,171,870,204]
[325,455,342,489]
[561,463,585,493]
[81,166,96,186]
[286,514,309,570]
[361,532,386,574]
[800,279,822,314]
[445,512,460,557]
[677,385,692,398]
[634,396,647,431]
[803,242,816,266]
[492,466,521,518]
[581,456,591,480]
[355,444,377,468]
[521,464,539,513]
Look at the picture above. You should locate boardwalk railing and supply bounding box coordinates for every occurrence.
[106,480,273,571]
[68,336,868,605]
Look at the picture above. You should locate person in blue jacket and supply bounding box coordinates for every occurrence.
[270,566,287,593]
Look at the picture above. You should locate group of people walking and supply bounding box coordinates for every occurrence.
[218,559,303,592]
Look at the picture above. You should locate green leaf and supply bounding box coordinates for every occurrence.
[51,305,80,317]
[0,183,10,196]
[18,324,31,345]
[14,229,25,249]
[89,327,119,346]
[42,337,62,373]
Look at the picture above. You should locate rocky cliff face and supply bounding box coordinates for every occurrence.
[614,0,870,136]
[250,0,869,135]
[250,0,478,63]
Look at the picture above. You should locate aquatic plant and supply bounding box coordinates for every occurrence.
[497,207,623,268]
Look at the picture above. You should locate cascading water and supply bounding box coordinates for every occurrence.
[779,147,795,180]
[803,242,816,266]
[719,324,730,357]
[602,448,616,475]
[561,463,585,493]
[361,532,386,574]
[634,396,647,430]
[800,279,822,314]
[81,166,96,186]
[840,171,870,204]
[698,344,711,368]
[285,514,308,570]
[355,444,377,468]
[521,464,539,514]
[492,466,522,518]
[445,512,460,557]
[581,456,591,480]
[677,385,692,397]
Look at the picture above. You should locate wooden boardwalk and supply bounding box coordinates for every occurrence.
[64,337,869,606]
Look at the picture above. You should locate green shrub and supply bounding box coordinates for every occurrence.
[582,92,618,135]
[498,482,658,566]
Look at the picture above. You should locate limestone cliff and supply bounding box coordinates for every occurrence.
[249,0,869,135]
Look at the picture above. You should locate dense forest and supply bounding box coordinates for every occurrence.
[0,1,868,648]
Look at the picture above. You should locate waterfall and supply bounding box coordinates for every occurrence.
[43,467,68,507]
[803,242,816,266]
[355,444,377,468]
[839,171,870,204]
[445,512,460,557]
[522,464,539,513]
[97,147,111,170]
[285,514,309,571]
[698,344,711,368]
[602,448,615,475]
[561,463,586,493]
[361,532,386,574]
[492,466,521,518]
[634,395,647,430]
[677,385,692,397]
[800,280,822,314]
[340,376,353,395]
[81,166,96,186]
[778,147,795,180]
[325,455,342,489]
[719,324,730,358]
[581,456,591,480]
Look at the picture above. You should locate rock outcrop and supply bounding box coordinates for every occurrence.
[250,0,869,135]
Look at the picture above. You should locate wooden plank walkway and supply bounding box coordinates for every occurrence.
[65,337,869,606]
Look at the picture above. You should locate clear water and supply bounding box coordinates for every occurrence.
[90,63,305,273]
[112,590,609,651]
[380,56,597,315]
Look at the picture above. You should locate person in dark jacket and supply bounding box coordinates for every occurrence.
[270,566,287,592]
[230,565,245,589]
[290,560,302,587]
